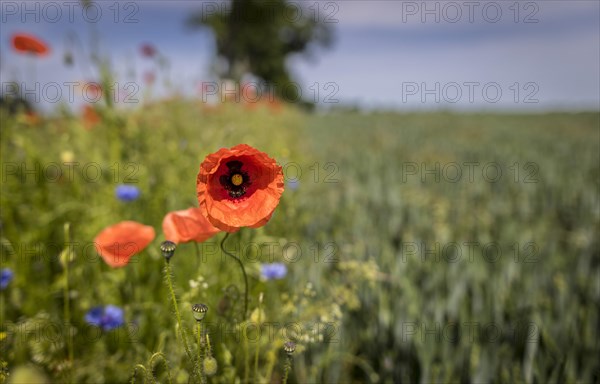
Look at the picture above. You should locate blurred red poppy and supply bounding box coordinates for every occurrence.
[162,207,221,244]
[83,81,102,100]
[11,33,50,56]
[242,85,259,111]
[143,71,156,86]
[196,144,284,232]
[140,43,156,58]
[24,111,40,125]
[266,98,283,113]
[94,221,155,268]
[82,105,100,130]
[241,83,258,101]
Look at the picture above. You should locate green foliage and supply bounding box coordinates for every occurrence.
[188,0,333,103]
[1,103,599,383]
[300,111,600,383]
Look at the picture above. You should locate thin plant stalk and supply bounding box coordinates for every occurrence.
[164,262,193,361]
[282,356,292,384]
[149,352,173,384]
[244,328,250,384]
[197,321,206,384]
[194,242,201,269]
[282,342,296,384]
[254,293,264,382]
[220,232,249,318]
[62,223,74,376]
[129,364,147,384]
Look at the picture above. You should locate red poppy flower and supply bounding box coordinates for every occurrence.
[83,81,103,100]
[143,71,156,86]
[196,144,284,232]
[162,207,221,244]
[82,105,100,130]
[11,33,50,56]
[140,43,156,58]
[266,98,283,114]
[23,111,40,125]
[94,221,155,268]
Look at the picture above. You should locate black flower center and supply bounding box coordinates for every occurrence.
[219,160,251,199]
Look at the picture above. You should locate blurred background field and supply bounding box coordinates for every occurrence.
[1,0,600,383]
[1,103,598,383]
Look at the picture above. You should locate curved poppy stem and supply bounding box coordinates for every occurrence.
[194,241,202,269]
[220,232,248,319]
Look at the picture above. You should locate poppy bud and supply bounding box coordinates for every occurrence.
[203,357,218,376]
[192,303,208,322]
[160,241,176,262]
[64,51,73,66]
[11,33,50,57]
[283,341,296,356]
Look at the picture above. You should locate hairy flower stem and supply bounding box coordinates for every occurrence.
[254,293,264,382]
[244,329,250,384]
[62,223,74,379]
[197,321,206,384]
[129,364,147,384]
[220,232,249,318]
[149,353,173,384]
[164,261,193,361]
[282,355,293,384]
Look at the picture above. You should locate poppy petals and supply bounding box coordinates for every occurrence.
[11,33,50,56]
[197,144,284,232]
[94,221,155,268]
[162,207,221,244]
[140,43,157,58]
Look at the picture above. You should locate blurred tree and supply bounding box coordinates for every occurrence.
[188,0,334,105]
[0,91,34,116]
[0,96,33,115]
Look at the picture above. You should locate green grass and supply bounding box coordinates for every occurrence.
[1,103,599,383]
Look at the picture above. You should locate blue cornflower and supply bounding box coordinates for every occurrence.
[287,179,299,191]
[260,263,287,280]
[85,305,125,331]
[115,185,140,202]
[1,268,14,290]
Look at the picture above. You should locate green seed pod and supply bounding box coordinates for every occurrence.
[283,341,296,356]
[192,303,208,322]
[64,51,74,67]
[160,241,176,262]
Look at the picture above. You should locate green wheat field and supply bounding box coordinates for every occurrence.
[1,102,599,383]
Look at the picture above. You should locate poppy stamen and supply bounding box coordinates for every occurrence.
[220,161,251,199]
[231,174,243,186]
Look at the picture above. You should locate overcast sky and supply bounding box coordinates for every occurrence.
[1,0,598,111]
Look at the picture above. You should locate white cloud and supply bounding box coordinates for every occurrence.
[333,0,599,30]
